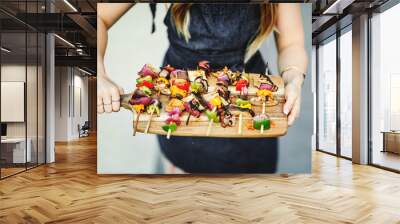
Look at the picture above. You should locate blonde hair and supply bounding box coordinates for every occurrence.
[171,3,278,62]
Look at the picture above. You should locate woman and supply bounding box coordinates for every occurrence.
[97,3,307,173]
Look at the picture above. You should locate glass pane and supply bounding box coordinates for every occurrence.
[38,33,45,165]
[27,31,38,169]
[318,37,337,154]
[340,29,352,158]
[25,0,39,169]
[0,0,46,178]
[371,4,400,171]
[1,31,27,177]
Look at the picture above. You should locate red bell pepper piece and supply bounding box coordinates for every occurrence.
[176,81,190,91]
[236,79,248,91]
[136,80,154,89]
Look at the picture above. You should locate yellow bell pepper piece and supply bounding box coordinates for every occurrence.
[210,97,222,108]
[240,103,252,109]
[132,104,144,113]
[256,89,270,97]
[157,77,169,85]
[170,85,187,98]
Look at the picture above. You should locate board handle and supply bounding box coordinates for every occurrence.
[120,93,133,111]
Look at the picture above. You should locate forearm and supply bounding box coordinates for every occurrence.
[278,43,308,85]
[276,3,307,85]
[97,3,134,78]
[97,17,108,77]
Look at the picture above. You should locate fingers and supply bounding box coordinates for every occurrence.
[284,86,298,115]
[111,87,121,112]
[288,97,301,126]
[97,96,104,114]
[118,87,124,95]
[102,94,112,113]
[284,82,302,126]
[98,92,118,113]
[97,74,124,114]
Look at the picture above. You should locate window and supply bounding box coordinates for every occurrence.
[371,3,400,171]
[317,36,337,154]
[0,1,47,179]
[316,26,353,159]
[339,28,352,158]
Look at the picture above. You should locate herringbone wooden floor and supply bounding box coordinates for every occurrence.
[1,135,400,224]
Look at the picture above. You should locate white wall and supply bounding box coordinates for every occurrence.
[54,66,89,141]
[71,72,89,138]
[98,4,312,174]
[55,66,68,141]
[1,82,24,122]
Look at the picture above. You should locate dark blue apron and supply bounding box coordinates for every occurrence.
[157,4,278,173]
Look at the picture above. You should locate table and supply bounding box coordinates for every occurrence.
[1,138,31,163]
[381,131,400,154]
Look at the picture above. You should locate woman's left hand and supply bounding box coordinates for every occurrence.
[282,71,304,126]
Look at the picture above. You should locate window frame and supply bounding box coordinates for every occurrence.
[315,24,353,160]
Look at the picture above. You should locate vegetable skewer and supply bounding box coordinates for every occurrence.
[230,69,250,134]
[252,73,274,133]
[204,93,229,135]
[204,95,220,136]
[183,94,207,126]
[231,98,255,135]
[162,69,190,138]
[185,70,208,125]
[130,64,159,135]
[233,70,249,99]
[215,68,234,128]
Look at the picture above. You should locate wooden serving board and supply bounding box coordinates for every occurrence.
[122,74,287,138]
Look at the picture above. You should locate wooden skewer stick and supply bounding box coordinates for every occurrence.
[144,110,154,134]
[261,101,266,134]
[133,111,141,136]
[146,90,161,132]
[166,127,172,139]
[262,101,266,114]
[132,119,135,136]
[206,120,213,136]
[238,113,243,135]
[206,107,217,136]
[185,114,191,126]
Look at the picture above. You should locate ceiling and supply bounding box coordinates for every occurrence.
[311,0,393,44]
[1,0,398,74]
[0,0,97,74]
[1,32,45,64]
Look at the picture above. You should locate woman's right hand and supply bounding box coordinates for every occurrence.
[97,74,124,114]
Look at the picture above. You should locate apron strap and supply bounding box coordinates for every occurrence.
[150,3,156,33]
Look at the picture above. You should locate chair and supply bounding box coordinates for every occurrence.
[78,121,90,138]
